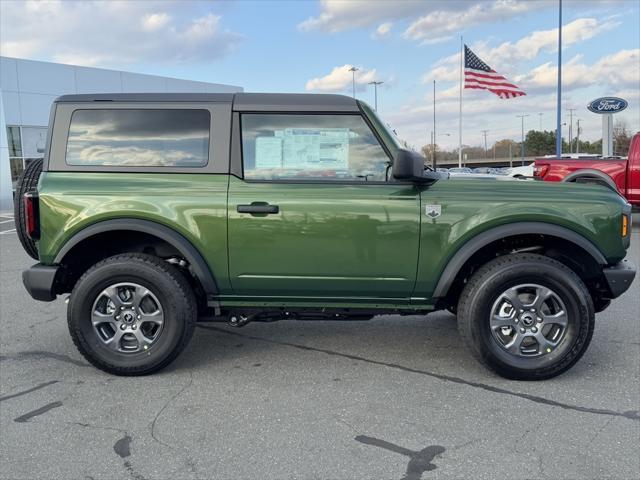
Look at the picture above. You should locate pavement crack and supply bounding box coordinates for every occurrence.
[149,371,193,449]
[198,325,640,422]
[587,416,614,446]
[73,421,127,435]
[14,401,63,423]
[0,380,59,402]
[334,416,358,433]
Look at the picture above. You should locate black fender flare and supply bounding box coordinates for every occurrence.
[431,222,607,298]
[562,169,618,191]
[54,219,218,296]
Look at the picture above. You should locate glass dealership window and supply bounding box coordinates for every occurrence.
[66,109,210,167]
[9,158,24,184]
[21,127,48,157]
[7,126,22,157]
[241,114,390,181]
[6,125,47,185]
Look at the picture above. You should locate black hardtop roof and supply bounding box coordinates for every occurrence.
[54,92,360,112]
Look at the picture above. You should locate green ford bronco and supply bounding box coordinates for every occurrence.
[16,93,635,379]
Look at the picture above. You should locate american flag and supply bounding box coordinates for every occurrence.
[464,45,526,99]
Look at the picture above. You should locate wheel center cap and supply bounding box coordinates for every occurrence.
[520,312,535,326]
[122,312,135,324]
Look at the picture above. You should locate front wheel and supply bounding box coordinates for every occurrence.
[457,253,594,380]
[68,253,196,375]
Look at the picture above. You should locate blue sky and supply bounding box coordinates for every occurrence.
[1,0,638,149]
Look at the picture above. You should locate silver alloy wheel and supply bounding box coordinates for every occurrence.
[91,282,164,353]
[489,283,569,357]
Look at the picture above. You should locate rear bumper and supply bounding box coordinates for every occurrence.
[22,264,59,302]
[602,258,636,299]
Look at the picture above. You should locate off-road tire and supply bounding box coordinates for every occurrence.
[68,253,196,375]
[457,253,594,380]
[14,158,43,259]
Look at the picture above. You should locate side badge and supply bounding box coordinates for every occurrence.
[426,204,441,219]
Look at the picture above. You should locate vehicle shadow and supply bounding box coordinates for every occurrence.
[176,311,474,374]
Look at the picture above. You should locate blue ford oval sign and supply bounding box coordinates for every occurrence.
[588,97,628,114]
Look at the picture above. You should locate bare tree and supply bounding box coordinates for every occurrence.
[613,119,631,157]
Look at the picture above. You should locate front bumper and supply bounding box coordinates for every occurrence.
[22,263,59,302]
[602,258,636,299]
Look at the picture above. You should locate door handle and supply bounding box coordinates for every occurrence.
[237,203,279,214]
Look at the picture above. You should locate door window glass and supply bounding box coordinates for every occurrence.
[241,114,390,181]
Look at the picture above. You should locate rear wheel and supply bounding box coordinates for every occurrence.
[14,158,43,259]
[457,253,594,380]
[68,253,196,375]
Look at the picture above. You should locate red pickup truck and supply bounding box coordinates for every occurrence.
[534,132,640,206]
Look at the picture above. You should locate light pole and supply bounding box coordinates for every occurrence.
[481,130,489,159]
[517,114,530,165]
[348,66,359,98]
[576,119,581,154]
[538,112,544,131]
[430,130,434,165]
[555,0,563,157]
[368,81,383,111]
[433,80,436,169]
[567,108,576,153]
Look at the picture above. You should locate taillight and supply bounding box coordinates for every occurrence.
[23,192,40,239]
[534,164,549,178]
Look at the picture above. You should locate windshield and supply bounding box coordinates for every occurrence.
[359,101,401,157]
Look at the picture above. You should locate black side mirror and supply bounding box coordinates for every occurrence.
[392,149,439,184]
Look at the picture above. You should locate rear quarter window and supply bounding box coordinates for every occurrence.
[65,109,210,167]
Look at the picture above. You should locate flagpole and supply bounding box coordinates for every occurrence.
[555,0,562,157]
[458,36,463,168]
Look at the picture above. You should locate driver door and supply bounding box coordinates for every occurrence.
[227,112,421,299]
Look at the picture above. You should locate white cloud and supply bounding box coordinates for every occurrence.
[422,17,621,83]
[305,65,379,92]
[298,0,430,33]
[141,13,171,32]
[520,49,640,91]
[299,0,540,34]
[404,0,538,42]
[479,17,620,65]
[298,0,620,43]
[373,22,393,39]
[0,1,242,67]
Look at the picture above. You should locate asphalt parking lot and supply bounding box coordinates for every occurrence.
[1,212,638,480]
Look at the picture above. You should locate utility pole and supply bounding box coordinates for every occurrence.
[368,81,383,111]
[481,130,489,159]
[567,108,576,153]
[348,66,359,98]
[538,112,544,131]
[517,114,530,165]
[576,119,581,154]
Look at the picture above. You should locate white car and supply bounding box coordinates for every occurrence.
[507,162,534,178]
